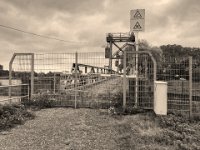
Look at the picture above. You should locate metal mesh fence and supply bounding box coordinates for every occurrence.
[31,52,122,108]
[157,56,190,114]
[0,84,29,105]
[124,51,155,109]
[192,58,200,117]
[12,54,32,85]
[34,53,76,94]
[7,52,200,117]
[3,54,33,105]
[75,53,122,108]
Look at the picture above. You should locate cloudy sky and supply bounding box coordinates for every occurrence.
[0,0,200,69]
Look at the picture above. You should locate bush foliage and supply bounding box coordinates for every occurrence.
[0,104,35,132]
[23,94,57,109]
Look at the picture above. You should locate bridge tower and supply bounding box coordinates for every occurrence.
[105,32,135,73]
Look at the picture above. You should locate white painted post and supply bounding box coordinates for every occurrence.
[154,81,167,115]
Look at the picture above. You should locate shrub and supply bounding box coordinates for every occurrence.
[0,104,35,132]
[23,94,57,109]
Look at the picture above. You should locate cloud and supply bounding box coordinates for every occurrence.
[0,0,200,69]
[4,0,106,19]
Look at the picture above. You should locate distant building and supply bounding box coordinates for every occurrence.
[0,64,3,70]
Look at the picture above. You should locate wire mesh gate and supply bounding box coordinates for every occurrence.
[8,51,156,110]
[123,51,156,109]
[9,52,123,108]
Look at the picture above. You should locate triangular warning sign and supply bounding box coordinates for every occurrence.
[133,22,142,29]
[134,10,142,19]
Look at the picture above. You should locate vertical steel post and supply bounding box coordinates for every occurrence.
[189,56,193,118]
[123,51,127,111]
[31,54,34,97]
[152,53,157,110]
[27,84,30,103]
[135,31,139,107]
[109,41,112,72]
[54,73,56,94]
[9,62,12,101]
[9,54,16,102]
[74,52,78,109]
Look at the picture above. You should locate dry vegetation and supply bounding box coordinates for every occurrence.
[0,108,199,150]
[0,104,35,132]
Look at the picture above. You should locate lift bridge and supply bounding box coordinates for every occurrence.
[59,32,136,91]
[7,32,140,109]
[33,32,136,94]
[59,63,119,91]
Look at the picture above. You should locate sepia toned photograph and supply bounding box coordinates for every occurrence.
[0,0,199,149]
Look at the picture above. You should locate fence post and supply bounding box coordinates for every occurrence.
[135,31,139,108]
[189,56,192,119]
[123,51,127,111]
[31,54,34,98]
[9,54,17,103]
[54,73,56,94]
[74,52,78,109]
[109,41,112,72]
[9,62,12,103]
[27,84,30,103]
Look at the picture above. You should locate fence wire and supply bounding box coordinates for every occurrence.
[4,52,200,118]
[124,51,155,109]
[0,84,29,105]
[0,54,32,104]
[157,56,190,113]
[32,52,122,108]
[192,58,200,117]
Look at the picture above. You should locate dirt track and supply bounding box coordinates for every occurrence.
[0,108,199,150]
[0,108,121,150]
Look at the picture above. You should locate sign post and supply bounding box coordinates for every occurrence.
[130,9,145,108]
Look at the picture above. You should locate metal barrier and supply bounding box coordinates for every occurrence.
[0,84,29,105]
[192,57,200,118]
[8,52,122,108]
[157,56,200,118]
[7,52,200,118]
[123,51,156,110]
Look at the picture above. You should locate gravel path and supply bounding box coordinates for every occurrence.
[0,108,121,150]
[0,108,198,150]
